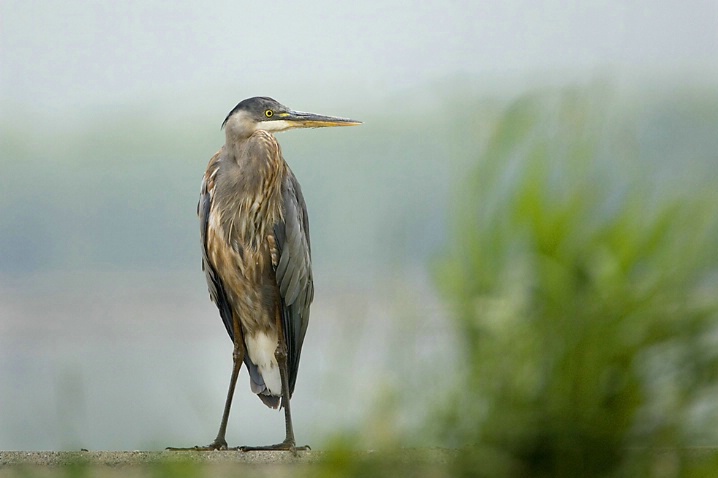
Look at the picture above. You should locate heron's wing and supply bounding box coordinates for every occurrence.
[198,149,235,339]
[274,168,314,396]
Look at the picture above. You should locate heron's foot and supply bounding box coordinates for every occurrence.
[166,438,228,451]
[237,441,310,456]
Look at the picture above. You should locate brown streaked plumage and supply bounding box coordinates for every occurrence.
[168,97,360,453]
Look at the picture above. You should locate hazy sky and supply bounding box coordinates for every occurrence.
[2,0,717,119]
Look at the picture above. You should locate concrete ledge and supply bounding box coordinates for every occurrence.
[1,450,319,467]
[0,448,460,467]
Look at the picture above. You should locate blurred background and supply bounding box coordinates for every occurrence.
[2,1,718,474]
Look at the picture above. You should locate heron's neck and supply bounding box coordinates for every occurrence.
[223,110,259,143]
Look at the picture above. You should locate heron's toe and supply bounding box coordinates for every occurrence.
[166,438,228,451]
[237,441,310,456]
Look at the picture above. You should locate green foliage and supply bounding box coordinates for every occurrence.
[149,457,203,478]
[434,89,718,476]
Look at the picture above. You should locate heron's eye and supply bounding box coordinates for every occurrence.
[264,110,273,118]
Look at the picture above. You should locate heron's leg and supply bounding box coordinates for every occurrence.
[238,336,309,454]
[276,344,310,452]
[210,339,244,448]
[167,339,244,451]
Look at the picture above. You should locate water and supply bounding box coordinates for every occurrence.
[0,269,455,451]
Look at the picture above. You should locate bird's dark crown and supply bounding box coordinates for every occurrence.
[222,97,287,129]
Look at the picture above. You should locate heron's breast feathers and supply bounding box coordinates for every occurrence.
[205,217,279,335]
[201,135,287,336]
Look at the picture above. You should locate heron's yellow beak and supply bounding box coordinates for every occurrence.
[279,110,362,128]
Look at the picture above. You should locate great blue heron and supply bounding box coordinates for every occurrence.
[170,97,360,452]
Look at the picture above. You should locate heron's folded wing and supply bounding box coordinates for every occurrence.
[199,150,235,340]
[274,169,314,396]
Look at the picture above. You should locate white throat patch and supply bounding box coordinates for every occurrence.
[256,119,293,133]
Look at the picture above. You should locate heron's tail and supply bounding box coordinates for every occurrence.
[244,355,283,409]
[258,394,281,409]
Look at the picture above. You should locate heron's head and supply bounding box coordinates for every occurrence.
[222,97,361,139]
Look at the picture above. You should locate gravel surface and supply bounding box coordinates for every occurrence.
[0,449,458,477]
[0,449,319,466]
